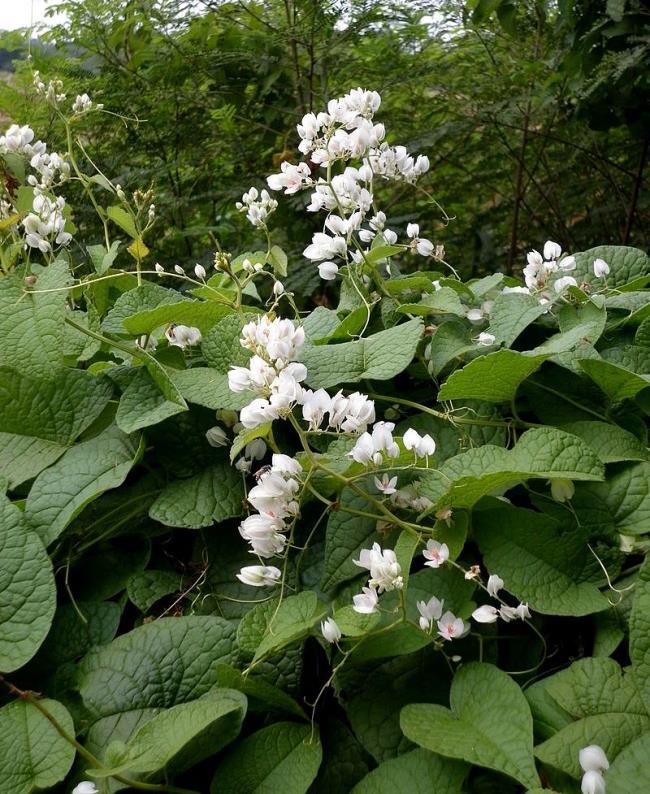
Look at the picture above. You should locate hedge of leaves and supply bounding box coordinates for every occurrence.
[0,82,649,794]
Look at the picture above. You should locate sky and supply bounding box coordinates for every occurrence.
[0,0,67,33]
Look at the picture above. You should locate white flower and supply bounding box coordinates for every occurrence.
[417,595,444,630]
[239,398,279,429]
[154,263,164,274]
[581,770,606,794]
[244,439,267,460]
[301,388,331,430]
[374,474,398,495]
[165,324,202,349]
[417,434,436,456]
[354,542,403,592]
[271,453,302,476]
[267,161,312,194]
[487,574,504,598]
[236,565,282,587]
[72,784,99,794]
[353,586,379,614]
[437,611,465,641]
[472,605,499,623]
[318,261,339,280]
[543,240,562,261]
[273,281,285,297]
[401,428,435,457]
[593,258,610,278]
[303,232,347,262]
[403,428,421,451]
[321,617,342,644]
[475,332,495,346]
[194,263,207,280]
[559,255,576,271]
[554,276,578,293]
[550,478,575,502]
[423,540,449,568]
[335,392,375,433]
[580,745,609,773]
[371,421,399,458]
[236,187,278,228]
[349,432,375,464]
[205,426,228,447]
[466,308,484,322]
[499,602,531,622]
[174,264,184,275]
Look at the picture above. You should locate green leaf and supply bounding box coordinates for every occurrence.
[0,699,76,794]
[299,318,423,389]
[171,367,250,411]
[629,560,650,710]
[559,420,648,463]
[486,292,548,347]
[107,205,138,238]
[579,358,650,402]
[321,485,386,592]
[216,664,306,719]
[351,748,468,794]
[0,367,113,488]
[0,260,71,376]
[25,425,143,546]
[90,689,247,778]
[78,616,237,720]
[606,733,650,793]
[116,368,187,433]
[572,245,650,289]
[269,244,288,276]
[474,503,609,616]
[394,530,420,593]
[427,321,474,376]
[401,662,540,789]
[33,601,121,669]
[530,299,607,356]
[88,240,121,274]
[438,350,547,403]
[253,592,326,662]
[0,494,56,672]
[230,422,272,462]
[534,658,650,777]
[345,648,451,762]
[418,427,604,511]
[149,462,244,528]
[210,722,322,794]
[331,605,380,637]
[102,283,185,335]
[571,462,650,536]
[201,314,255,371]
[311,719,370,794]
[399,287,465,317]
[365,244,404,263]
[123,299,231,335]
[127,570,182,613]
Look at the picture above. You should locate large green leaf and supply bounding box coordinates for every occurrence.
[149,462,244,528]
[78,616,237,720]
[310,719,370,794]
[253,592,326,662]
[571,462,650,536]
[123,299,231,335]
[127,570,183,613]
[418,427,603,510]
[216,664,306,719]
[0,699,76,794]
[486,292,547,347]
[426,321,474,376]
[0,494,56,672]
[102,283,185,335]
[299,318,423,389]
[579,358,650,402]
[560,420,648,463]
[25,425,143,546]
[351,748,468,794]
[438,349,547,403]
[629,560,650,711]
[0,367,113,488]
[90,690,247,778]
[534,658,650,777]
[116,368,187,433]
[201,313,254,371]
[474,504,609,616]
[400,662,540,789]
[606,733,650,794]
[210,722,322,794]
[571,245,650,288]
[0,260,71,376]
[171,367,250,410]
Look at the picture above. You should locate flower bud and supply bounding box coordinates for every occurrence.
[321,617,341,644]
[579,745,609,773]
[581,770,606,794]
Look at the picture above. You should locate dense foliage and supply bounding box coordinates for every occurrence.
[0,6,649,794]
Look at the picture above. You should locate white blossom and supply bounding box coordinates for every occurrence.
[593,258,610,278]
[194,263,207,280]
[487,574,504,598]
[267,161,313,194]
[165,324,202,349]
[354,542,403,593]
[353,586,379,614]
[318,261,339,280]
[437,611,465,641]
[236,187,278,228]
[550,478,575,503]
[205,426,228,447]
[72,93,94,113]
[475,332,496,346]
[301,388,331,430]
[417,595,444,630]
[554,275,578,293]
[423,540,449,568]
[303,232,348,262]
[321,617,342,644]
[374,474,398,495]
[580,746,609,773]
[72,784,99,794]
[472,605,499,623]
[581,770,606,794]
[236,565,282,587]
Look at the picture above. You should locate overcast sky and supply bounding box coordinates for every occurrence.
[0,0,67,33]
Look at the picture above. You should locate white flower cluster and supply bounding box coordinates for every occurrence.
[238,453,302,569]
[22,192,71,252]
[228,315,307,429]
[524,240,577,294]
[471,573,531,624]
[579,745,608,794]
[352,542,402,615]
[264,88,433,283]
[236,186,278,228]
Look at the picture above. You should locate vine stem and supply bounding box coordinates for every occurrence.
[0,677,201,794]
